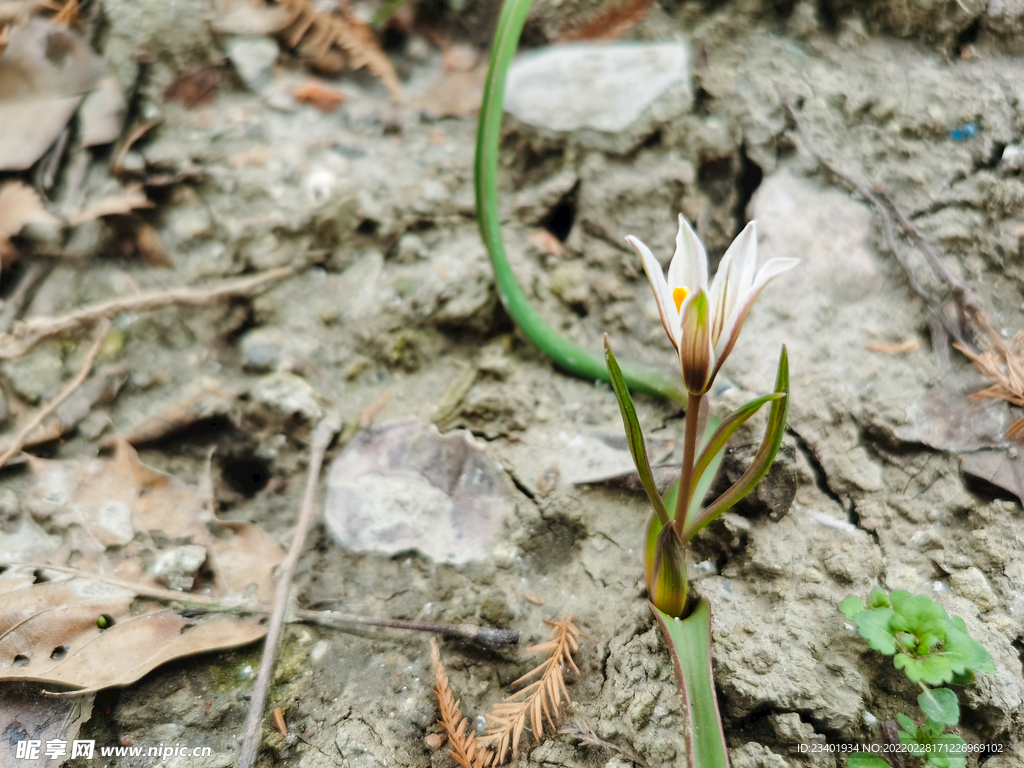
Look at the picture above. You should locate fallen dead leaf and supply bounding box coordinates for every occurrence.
[0,364,127,457]
[0,180,61,266]
[527,228,564,258]
[410,66,486,118]
[864,338,919,354]
[272,706,288,737]
[0,19,106,170]
[131,220,173,267]
[0,685,92,768]
[79,75,126,146]
[164,66,222,109]
[560,0,652,41]
[292,80,346,111]
[0,440,283,693]
[212,0,292,35]
[67,184,153,226]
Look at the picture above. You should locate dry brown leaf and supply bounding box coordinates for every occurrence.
[410,66,485,118]
[0,180,61,266]
[164,66,222,109]
[67,184,153,226]
[864,338,919,354]
[273,0,401,100]
[113,384,237,447]
[271,706,288,737]
[128,220,173,267]
[292,80,346,111]
[560,0,652,41]
[0,19,106,170]
[213,0,292,35]
[0,364,126,456]
[0,440,283,693]
[527,228,564,258]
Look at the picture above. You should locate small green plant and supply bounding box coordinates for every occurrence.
[841,589,997,768]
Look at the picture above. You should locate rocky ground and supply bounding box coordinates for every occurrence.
[2,0,1024,766]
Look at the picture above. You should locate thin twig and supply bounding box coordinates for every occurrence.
[784,103,970,351]
[0,560,519,645]
[237,408,342,768]
[0,320,109,467]
[0,266,295,360]
[0,258,52,333]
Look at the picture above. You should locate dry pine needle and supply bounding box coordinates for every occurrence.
[430,618,581,768]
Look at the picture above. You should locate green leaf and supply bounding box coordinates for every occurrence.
[685,392,784,522]
[651,600,729,768]
[680,345,790,541]
[867,588,892,609]
[943,626,997,676]
[474,0,687,403]
[895,651,954,686]
[840,595,865,620]
[646,523,689,618]
[686,414,722,523]
[895,712,917,736]
[604,336,670,525]
[918,687,960,726]
[855,607,897,656]
[847,755,891,768]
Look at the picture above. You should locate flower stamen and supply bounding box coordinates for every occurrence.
[672,286,688,312]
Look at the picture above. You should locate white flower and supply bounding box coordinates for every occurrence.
[626,215,798,395]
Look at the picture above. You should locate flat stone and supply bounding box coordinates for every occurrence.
[504,41,692,152]
[323,419,517,564]
[224,35,279,94]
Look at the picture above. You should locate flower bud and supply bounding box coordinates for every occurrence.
[644,515,689,618]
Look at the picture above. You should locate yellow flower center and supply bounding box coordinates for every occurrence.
[672,286,688,312]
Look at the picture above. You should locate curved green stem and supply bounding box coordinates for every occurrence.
[474,0,687,405]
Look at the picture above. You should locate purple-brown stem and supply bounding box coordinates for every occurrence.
[674,392,703,533]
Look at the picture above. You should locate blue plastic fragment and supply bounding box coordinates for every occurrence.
[949,122,979,141]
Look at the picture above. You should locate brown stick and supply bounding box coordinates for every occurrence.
[0,561,519,645]
[237,408,342,768]
[0,266,295,360]
[0,320,110,468]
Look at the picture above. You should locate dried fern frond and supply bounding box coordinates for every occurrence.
[482,618,581,765]
[431,637,485,768]
[272,0,401,100]
[955,311,1024,440]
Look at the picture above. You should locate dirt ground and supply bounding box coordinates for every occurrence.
[3,0,1024,766]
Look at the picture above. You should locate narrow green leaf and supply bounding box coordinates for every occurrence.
[651,600,729,768]
[605,336,670,525]
[474,0,687,403]
[680,345,790,542]
[918,687,960,726]
[683,392,783,528]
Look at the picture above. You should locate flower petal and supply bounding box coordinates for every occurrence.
[708,221,757,345]
[667,214,708,294]
[710,256,799,381]
[679,288,713,395]
[627,235,680,350]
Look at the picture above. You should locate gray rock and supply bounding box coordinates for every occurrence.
[224,35,279,94]
[323,419,518,564]
[950,567,998,612]
[504,41,693,153]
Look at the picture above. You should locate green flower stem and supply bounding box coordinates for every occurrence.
[474,0,688,405]
[675,392,703,529]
